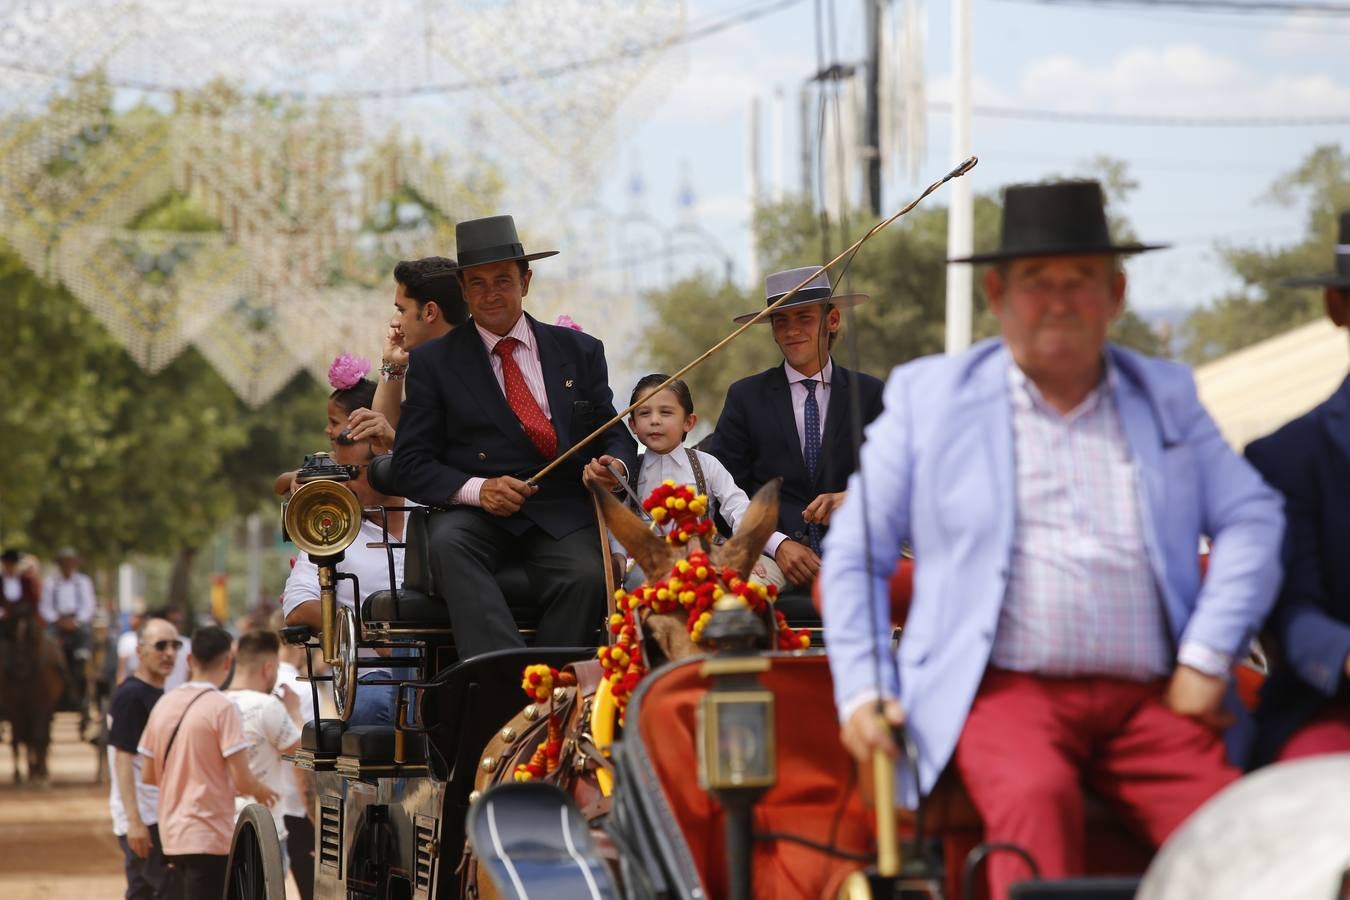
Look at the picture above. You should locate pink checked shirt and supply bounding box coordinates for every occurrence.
[992,363,1210,680]
[453,315,552,507]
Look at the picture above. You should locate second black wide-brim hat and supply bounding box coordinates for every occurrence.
[448,215,559,271]
[1279,210,1350,289]
[949,180,1168,264]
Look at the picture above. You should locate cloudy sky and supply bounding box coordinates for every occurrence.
[594,0,1350,319]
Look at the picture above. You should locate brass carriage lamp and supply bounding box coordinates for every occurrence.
[697,597,776,900]
[283,451,364,664]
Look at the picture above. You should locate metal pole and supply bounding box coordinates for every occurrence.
[864,0,883,215]
[747,95,762,287]
[945,0,974,354]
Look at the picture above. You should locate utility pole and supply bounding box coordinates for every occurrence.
[863,0,883,215]
[945,0,974,354]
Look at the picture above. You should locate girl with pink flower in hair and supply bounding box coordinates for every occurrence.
[325,353,394,453]
[273,353,395,496]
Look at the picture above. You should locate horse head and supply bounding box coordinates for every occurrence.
[591,477,796,670]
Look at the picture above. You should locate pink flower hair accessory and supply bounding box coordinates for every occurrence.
[554,314,584,332]
[328,353,371,390]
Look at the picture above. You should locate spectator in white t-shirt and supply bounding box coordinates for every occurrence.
[107,616,180,900]
[269,613,316,900]
[226,631,302,844]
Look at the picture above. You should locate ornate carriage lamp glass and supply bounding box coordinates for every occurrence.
[283,451,364,665]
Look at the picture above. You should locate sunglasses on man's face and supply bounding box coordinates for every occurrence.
[146,639,183,652]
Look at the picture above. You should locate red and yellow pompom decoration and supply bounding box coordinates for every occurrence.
[512,666,576,782]
[643,481,715,546]
[520,481,813,739]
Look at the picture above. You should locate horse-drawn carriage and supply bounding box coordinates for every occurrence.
[228,450,1170,900]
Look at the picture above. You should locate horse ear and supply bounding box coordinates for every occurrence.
[710,478,781,580]
[589,482,678,582]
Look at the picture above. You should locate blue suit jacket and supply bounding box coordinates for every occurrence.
[821,339,1285,805]
[392,314,636,539]
[1244,376,1350,766]
[708,361,885,545]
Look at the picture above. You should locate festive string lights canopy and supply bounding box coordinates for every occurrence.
[0,0,685,404]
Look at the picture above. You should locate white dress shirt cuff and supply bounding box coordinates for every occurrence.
[764,531,789,558]
[837,690,891,727]
[1177,641,1232,680]
[453,478,486,507]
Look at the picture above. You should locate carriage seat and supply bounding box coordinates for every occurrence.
[301,719,346,755]
[339,725,427,766]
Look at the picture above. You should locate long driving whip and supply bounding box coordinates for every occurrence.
[526,155,978,486]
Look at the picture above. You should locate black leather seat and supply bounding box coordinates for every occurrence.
[301,718,345,754]
[340,725,426,765]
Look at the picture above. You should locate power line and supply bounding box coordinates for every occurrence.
[929,101,1350,126]
[0,0,807,99]
[992,0,1350,15]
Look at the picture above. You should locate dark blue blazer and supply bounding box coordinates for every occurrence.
[1245,375,1350,766]
[392,314,636,539]
[708,361,885,547]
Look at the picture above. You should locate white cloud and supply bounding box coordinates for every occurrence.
[1264,12,1350,56]
[1015,44,1350,117]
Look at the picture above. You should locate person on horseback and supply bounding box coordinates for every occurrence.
[39,546,97,715]
[821,181,1285,900]
[0,548,42,670]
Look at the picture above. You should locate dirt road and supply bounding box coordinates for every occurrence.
[0,712,125,899]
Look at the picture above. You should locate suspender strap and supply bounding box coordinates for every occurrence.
[683,448,709,499]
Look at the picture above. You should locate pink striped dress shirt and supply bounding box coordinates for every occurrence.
[453,316,552,506]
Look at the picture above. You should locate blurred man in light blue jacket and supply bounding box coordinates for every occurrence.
[821,181,1284,900]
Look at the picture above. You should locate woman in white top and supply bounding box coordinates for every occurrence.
[616,374,768,588]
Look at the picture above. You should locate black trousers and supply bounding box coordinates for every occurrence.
[425,509,607,658]
[118,823,167,900]
[163,853,227,900]
[284,814,315,900]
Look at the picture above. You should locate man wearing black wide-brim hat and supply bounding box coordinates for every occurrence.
[392,216,637,657]
[820,181,1285,900]
[1245,209,1350,770]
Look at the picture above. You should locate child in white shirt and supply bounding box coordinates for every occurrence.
[616,374,767,587]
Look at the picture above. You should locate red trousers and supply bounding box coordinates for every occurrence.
[1277,706,1350,761]
[953,669,1238,900]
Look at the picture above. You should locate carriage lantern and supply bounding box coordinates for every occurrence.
[283,451,364,665]
[697,596,776,900]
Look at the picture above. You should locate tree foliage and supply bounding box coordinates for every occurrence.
[1181,144,1350,365]
[0,248,325,574]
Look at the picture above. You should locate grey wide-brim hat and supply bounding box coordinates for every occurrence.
[445,215,558,272]
[1279,211,1350,289]
[949,180,1167,264]
[733,266,868,325]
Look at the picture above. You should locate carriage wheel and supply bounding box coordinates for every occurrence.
[333,605,359,722]
[225,804,287,900]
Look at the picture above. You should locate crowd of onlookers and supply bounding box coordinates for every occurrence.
[107,608,319,900]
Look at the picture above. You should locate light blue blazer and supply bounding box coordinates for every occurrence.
[820,339,1285,806]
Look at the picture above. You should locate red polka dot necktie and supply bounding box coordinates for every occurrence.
[492,336,557,459]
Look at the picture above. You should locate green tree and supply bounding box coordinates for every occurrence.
[1181,144,1350,364]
